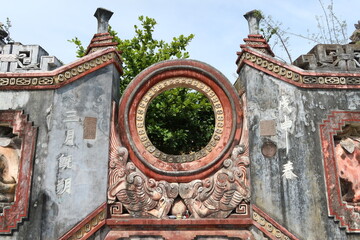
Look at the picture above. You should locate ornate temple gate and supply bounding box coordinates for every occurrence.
[103,59,298,239]
[4,8,360,240]
[105,59,253,239]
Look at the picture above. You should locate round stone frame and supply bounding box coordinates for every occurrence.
[136,77,224,163]
[118,60,243,182]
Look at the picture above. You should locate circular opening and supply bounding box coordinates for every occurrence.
[145,87,215,155]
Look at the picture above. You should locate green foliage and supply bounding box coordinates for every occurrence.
[252,10,264,21]
[259,15,292,62]
[68,37,85,58]
[70,16,215,154]
[109,16,194,94]
[146,88,214,155]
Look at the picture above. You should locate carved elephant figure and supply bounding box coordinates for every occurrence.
[0,140,19,203]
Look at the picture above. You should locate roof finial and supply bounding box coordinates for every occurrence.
[350,20,360,44]
[244,10,262,35]
[94,8,113,34]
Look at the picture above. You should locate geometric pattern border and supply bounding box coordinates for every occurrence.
[320,111,360,233]
[0,48,122,90]
[58,203,106,240]
[237,48,360,89]
[252,205,300,240]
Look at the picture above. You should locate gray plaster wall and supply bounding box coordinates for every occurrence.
[0,89,54,240]
[0,64,120,239]
[239,65,360,240]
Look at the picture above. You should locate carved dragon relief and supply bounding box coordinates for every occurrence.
[179,145,250,218]
[107,95,250,219]
[107,105,178,218]
[108,148,178,218]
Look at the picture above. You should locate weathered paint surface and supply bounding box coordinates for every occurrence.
[238,64,360,239]
[0,65,120,239]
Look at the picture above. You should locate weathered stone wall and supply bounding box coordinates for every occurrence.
[238,64,360,240]
[0,64,120,239]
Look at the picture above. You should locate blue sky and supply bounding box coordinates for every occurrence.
[1,0,359,82]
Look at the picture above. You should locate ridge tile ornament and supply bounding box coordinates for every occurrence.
[94,8,113,34]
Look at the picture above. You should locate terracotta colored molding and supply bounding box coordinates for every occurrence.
[320,111,360,232]
[58,202,107,240]
[106,218,253,227]
[0,110,37,233]
[118,59,243,183]
[237,47,360,89]
[240,34,275,57]
[105,229,254,240]
[252,205,300,240]
[85,32,118,55]
[0,48,122,91]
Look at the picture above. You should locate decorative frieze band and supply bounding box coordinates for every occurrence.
[252,205,299,240]
[237,49,360,88]
[253,211,290,240]
[0,48,122,90]
[59,203,106,240]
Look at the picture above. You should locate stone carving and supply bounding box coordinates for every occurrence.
[108,105,178,218]
[16,51,40,70]
[320,112,360,232]
[0,127,20,208]
[109,158,178,218]
[108,99,249,219]
[350,20,360,44]
[335,124,360,204]
[0,110,37,233]
[0,19,12,44]
[179,145,250,218]
[293,44,360,71]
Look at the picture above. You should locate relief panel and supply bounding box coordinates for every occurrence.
[0,110,37,233]
[320,111,360,232]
